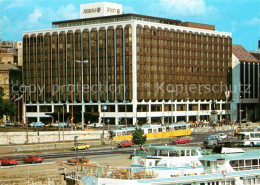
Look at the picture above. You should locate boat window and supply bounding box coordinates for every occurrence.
[245,159,252,166]
[117,132,121,136]
[127,131,131,135]
[230,160,239,171]
[149,162,152,166]
[250,133,255,138]
[252,159,258,166]
[122,131,126,136]
[148,129,152,133]
[239,160,244,167]
[159,150,168,157]
[177,150,181,157]
[181,150,185,156]
[158,128,162,132]
[186,150,191,156]
[207,161,210,167]
[191,150,198,156]
[169,150,177,157]
[153,129,157,133]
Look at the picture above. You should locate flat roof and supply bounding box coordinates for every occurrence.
[52,13,181,26]
[199,149,260,161]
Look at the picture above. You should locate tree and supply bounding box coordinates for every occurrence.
[0,87,16,121]
[108,130,115,140]
[132,128,147,149]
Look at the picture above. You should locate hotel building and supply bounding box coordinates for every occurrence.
[23,2,233,126]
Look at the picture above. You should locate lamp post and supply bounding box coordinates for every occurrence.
[124,101,130,127]
[74,136,78,169]
[75,60,88,129]
[239,96,242,128]
[102,104,107,139]
[63,104,65,148]
[170,90,175,124]
[186,97,190,123]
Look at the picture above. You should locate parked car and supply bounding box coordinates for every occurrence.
[71,143,90,150]
[68,123,75,127]
[58,122,68,128]
[23,155,43,163]
[67,157,89,164]
[87,123,103,128]
[0,157,18,166]
[5,122,14,126]
[118,140,135,148]
[29,122,45,127]
[215,133,228,140]
[241,118,248,123]
[173,137,190,144]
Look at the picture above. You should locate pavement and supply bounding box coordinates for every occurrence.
[0,122,259,155]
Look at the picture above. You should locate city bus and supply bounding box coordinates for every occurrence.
[237,132,260,147]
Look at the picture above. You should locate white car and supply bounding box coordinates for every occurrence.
[88,123,103,128]
[216,133,227,140]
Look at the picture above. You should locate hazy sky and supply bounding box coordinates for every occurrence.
[0,0,259,51]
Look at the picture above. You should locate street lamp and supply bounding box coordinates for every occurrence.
[102,104,107,139]
[170,90,175,124]
[186,97,190,123]
[75,60,88,130]
[124,100,130,127]
[239,96,243,128]
[74,136,78,168]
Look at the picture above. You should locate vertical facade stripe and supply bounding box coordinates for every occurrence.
[80,30,84,103]
[58,33,61,103]
[29,36,31,103]
[43,34,46,103]
[50,34,53,103]
[36,35,38,103]
[105,29,108,102]
[89,31,92,102]
[123,27,126,101]
[65,32,68,103]
[97,30,100,102]
[73,31,76,102]
[114,28,117,102]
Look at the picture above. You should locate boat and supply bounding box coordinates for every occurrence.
[111,122,191,141]
[65,146,260,185]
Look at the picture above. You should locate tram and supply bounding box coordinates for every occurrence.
[112,122,191,141]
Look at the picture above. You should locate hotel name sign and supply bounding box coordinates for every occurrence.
[83,7,121,14]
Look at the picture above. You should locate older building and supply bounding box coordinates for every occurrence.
[0,41,23,66]
[23,2,232,126]
[231,45,260,122]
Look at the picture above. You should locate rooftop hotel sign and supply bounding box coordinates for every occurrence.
[80,2,122,19]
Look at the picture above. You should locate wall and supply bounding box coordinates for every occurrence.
[0,130,108,145]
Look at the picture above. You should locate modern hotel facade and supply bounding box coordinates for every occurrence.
[23,2,233,126]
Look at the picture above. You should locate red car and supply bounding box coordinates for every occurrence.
[173,137,190,144]
[23,155,43,163]
[0,157,18,166]
[118,140,135,148]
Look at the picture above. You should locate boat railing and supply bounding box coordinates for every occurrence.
[80,165,157,180]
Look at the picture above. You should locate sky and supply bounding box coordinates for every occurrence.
[0,0,259,51]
